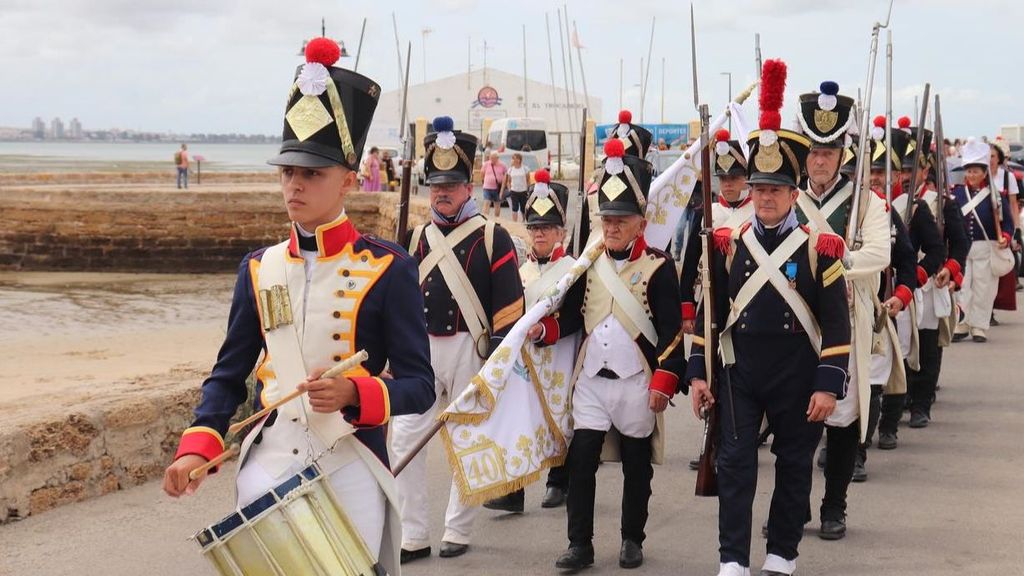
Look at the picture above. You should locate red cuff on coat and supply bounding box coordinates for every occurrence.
[916,265,928,287]
[539,316,560,346]
[681,302,696,321]
[350,377,390,427]
[943,258,961,279]
[1002,231,1013,245]
[174,427,225,470]
[894,284,914,308]
[649,369,678,398]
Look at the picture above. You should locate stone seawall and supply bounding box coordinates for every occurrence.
[0,186,432,272]
[0,368,206,523]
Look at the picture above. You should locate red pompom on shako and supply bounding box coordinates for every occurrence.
[873,115,887,128]
[604,138,625,158]
[898,116,911,129]
[305,37,341,66]
[534,168,551,184]
[618,109,633,124]
[715,129,731,142]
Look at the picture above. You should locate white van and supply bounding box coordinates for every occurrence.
[485,118,550,172]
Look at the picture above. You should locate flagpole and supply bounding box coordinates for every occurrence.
[562,5,580,152]
[556,9,575,148]
[642,16,656,123]
[661,57,666,124]
[523,24,529,116]
[573,21,590,110]
[545,14,562,138]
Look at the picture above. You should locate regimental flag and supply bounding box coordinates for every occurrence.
[643,100,753,249]
[440,241,604,505]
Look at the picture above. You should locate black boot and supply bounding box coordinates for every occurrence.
[483,489,524,513]
[820,515,847,540]
[555,544,594,570]
[909,409,930,428]
[542,486,567,508]
[619,539,644,569]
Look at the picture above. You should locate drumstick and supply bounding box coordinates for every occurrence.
[227,349,369,435]
[189,444,240,481]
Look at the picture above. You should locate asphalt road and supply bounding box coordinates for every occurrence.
[2,306,1022,576]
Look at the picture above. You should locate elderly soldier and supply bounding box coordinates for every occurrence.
[898,128,970,427]
[483,168,581,512]
[554,138,683,571]
[689,61,851,576]
[395,116,525,561]
[162,38,435,576]
[952,138,1016,343]
[793,81,890,541]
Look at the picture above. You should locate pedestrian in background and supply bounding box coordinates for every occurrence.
[482,152,507,218]
[175,143,189,189]
[363,147,382,191]
[505,153,530,222]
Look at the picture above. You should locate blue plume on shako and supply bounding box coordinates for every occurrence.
[433,116,454,133]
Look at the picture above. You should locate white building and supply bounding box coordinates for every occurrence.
[369,67,601,157]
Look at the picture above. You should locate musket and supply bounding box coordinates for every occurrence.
[691,4,723,498]
[569,107,588,257]
[880,30,895,315]
[848,0,894,249]
[904,83,931,225]
[395,42,413,244]
[933,95,947,237]
[754,33,762,83]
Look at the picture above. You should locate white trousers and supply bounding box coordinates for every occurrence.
[391,332,483,548]
[572,371,655,438]
[960,241,998,330]
[235,418,386,558]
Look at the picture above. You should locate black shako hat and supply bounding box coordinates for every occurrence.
[423,115,478,185]
[525,169,570,226]
[268,37,380,170]
[597,138,652,216]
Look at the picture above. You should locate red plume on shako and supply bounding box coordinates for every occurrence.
[297,37,341,97]
[757,59,787,146]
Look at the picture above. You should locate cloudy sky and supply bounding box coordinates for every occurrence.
[2,0,1020,138]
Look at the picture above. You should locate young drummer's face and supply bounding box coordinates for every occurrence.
[870,168,885,190]
[279,165,353,229]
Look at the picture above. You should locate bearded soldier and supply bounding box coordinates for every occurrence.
[395,116,525,561]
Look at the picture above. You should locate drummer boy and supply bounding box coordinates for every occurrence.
[162,37,435,575]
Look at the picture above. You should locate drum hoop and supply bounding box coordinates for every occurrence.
[194,464,325,548]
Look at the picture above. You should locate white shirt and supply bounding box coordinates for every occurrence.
[508,165,529,192]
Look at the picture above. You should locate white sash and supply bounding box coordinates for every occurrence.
[720,227,821,364]
[593,254,658,345]
[254,242,355,448]
[422,220,491,353]
[798,185,852,235]
[524,257,575,309]
[960,187,991,217]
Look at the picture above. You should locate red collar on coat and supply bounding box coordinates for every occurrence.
[287,213,360,258]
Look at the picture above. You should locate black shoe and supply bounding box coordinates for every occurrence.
[688,458,700,470]
[878,432,897,450]
[439,541,469,558]
[819,517,847,540]
[541,486,567,508]
[991,314,1000,327]
[909,410,930,428]
[483,491,524,513]
[816,446,827,469]
[555,544,594,570]
[759,571,790,576]
[618,540,644,569]
[852,457,867,483]
[951,331,968,342]
[400,547,431,564]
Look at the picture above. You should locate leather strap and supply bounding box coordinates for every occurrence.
[720,227,821,364]
[593,254,658,344]
[423,222,491,350]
